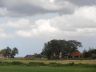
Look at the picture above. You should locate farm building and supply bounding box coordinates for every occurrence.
[70,51,81,58]
[25,54,42,59]
[62,51,81,59]
[24,55,33,59]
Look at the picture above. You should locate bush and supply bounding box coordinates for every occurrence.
[11,61,24,65]
[48,62,57,66]
[28,62,46,66]
[67,62,75,66]
[0,62,10,65]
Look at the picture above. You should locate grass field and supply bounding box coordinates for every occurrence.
[0,58,96,64]
[0,65,96,72]
[0,59,96,72]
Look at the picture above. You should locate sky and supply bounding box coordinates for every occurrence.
[0,0,96,57]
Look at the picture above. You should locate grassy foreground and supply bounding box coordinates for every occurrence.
[0,59,95,72]
[0,65,96,72]
[0,58,96,64]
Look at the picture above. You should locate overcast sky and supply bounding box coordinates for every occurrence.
[0,0,96,57]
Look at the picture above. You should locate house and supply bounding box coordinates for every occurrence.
[24,54,42,59]
[24,55,33,59]
[70,51,81,58]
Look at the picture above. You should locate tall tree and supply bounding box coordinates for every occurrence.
[6,47,12,58]
[41,39,82,59]
[11,47,18,58]
[83,48,96,59]
[0,49,7,57]
[0,47,19,58]
[67,40,82,52]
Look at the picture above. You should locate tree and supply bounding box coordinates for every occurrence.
[83,48,96,59]
[11,47,18,58]
[6,47,12,58]
[0,49,7,57]
[0,47,19,58]
[41,39,82,59]
[67,40,82,52]
[41,43,53,59]
[0,47,11,58]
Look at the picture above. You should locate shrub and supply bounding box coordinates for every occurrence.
[11,61,24,65]
[28,62,46,66]
[0,62,10,65]
[67,62,75,66]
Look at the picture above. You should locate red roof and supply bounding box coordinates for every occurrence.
[70,52,81,56]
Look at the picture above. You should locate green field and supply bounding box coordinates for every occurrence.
[0,59,96,72]
[0,65,95,72]
[0,58,96,64]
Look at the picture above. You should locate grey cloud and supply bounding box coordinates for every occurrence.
[0,0,76,16]
[0,0,96,17]
[8,4,49,16]
[8,5,73,16]
[66,0,96,6]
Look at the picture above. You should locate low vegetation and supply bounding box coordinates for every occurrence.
[0,65,96,72]
[0,60,95,72]
[0,58,95,72]
[0,59,96,67]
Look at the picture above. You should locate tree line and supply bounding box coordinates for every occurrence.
[83,48,96,59]
[0,47,18,58]
[0,39,96,60]
[41,39,96,59]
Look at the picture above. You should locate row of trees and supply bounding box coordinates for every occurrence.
[83,48,96,59]
[41,39,96,60]
[41,39,82,59]
[0,47,18,58]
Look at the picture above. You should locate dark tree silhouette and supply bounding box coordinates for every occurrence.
[11,47,18,58]
[83,48,96,59]
[41,39,82,59]
[0,47,19,58]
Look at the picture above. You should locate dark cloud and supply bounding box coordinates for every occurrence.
[0,0,76,16]
[1,5,74,16]
[0,0,4,7]
[8,4,49,16]
[67,0,96,6]
[0,0,96,16]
